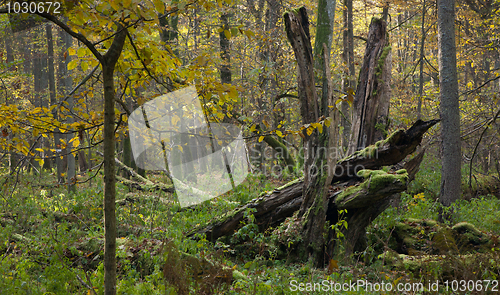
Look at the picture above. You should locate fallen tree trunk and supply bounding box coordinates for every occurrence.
[187,119,438,242]
[97,151,175,193]
[331,119,440,183]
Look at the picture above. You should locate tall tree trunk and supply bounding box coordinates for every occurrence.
[31,27,43,173]
[219,12,232,85]
[341,0,354,151]
[284,7,333,267]
[4,28,18,173]
[46,24,62,178]
[56,28,68,181]
[101,24,127,295]
[313,0,336,100]
[417,0,426,120]
[348,18,392,154]
[60,29,76,192]
[437,0,461,209]
[39,25,49,170]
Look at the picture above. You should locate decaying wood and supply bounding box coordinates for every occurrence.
[188,120,438,242]
[332,119,439,183]
[284,7,332,265]
[187,178,303,242]
[348,18,392,154]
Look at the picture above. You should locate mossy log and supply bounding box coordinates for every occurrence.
[188,120,437,243]
[381,219,500,280]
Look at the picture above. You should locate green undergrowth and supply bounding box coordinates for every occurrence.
[1,161,499,294]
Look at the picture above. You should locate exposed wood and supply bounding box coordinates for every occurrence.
[348,18,392,154]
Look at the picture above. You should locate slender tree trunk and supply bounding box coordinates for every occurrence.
[417,0,426,120]
[56,28,68,181]
[41,29,50,170]
[61,29,76,192]
[46,24,58,172]
[437,0,461,209]
[102,64,117,295]
[101,24,127,295]
[219,12,232,85]
[341,0,354,151]
[4,29,18,173]
[31,27,43,173]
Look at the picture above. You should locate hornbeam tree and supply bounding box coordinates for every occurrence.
[1,1,189,293]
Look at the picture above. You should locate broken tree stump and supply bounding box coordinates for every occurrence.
[187,120,439,243]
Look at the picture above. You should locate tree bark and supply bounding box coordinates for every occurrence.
[60,28,76,192]
[313,0,336,74]
[31,26,43,172]
[417,0,426,120]
[46,24,61,176]
[3,28,18,173]
[341,0,354,151]
[285,7,331,266]
[348,18,392,154]
[437,0,461,208]
[219,12,232,85]
[101,24,127,295]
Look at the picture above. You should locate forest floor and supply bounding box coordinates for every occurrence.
[0,151,499,294]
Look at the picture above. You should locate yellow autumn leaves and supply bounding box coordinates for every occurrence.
[255,117,333,142]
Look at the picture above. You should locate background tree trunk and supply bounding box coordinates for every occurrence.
[58,28,76,192]
[437,0,461,209]
[341,0,354,151]
[46,24,60,175]
[417,0,426,120]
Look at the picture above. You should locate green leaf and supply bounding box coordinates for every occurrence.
[123,0,132,8]
[153,0,164,12]
[230,27,238,37]
[67,60,78,71]
[81,61,88,72]
[224,30,231,40]
[77,47,86,58]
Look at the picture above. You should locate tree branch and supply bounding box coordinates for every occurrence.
[34,12,104,62]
